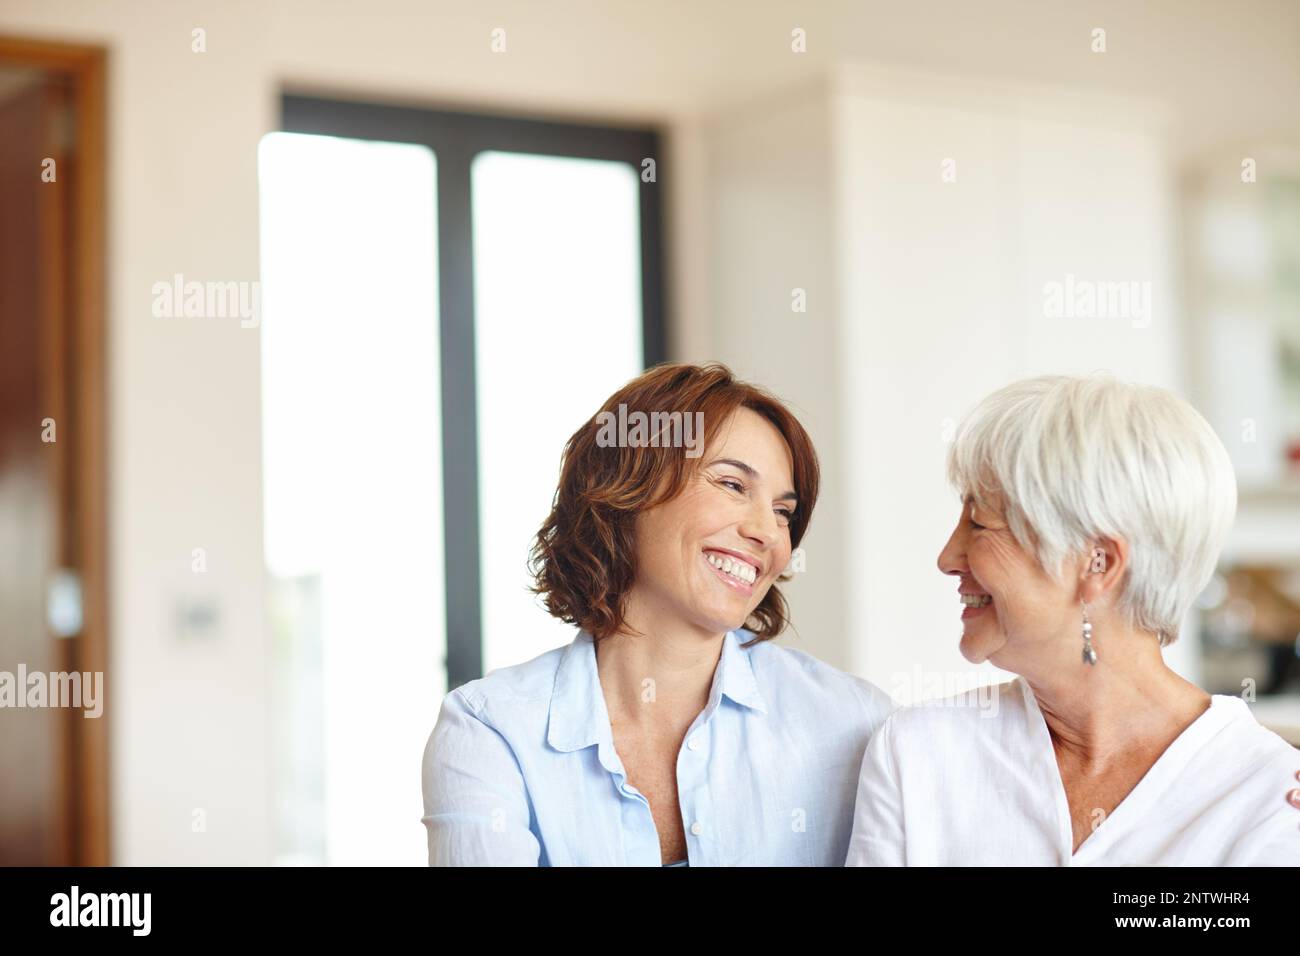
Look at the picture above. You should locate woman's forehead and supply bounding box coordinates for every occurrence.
[705,409,794,472]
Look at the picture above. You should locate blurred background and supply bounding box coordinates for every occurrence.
[0,0,1297,866]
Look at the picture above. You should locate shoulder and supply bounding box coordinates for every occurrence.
[438,638,573,724]
[1192,696,1300,862]
[425,637,580,787]
[1220,697,1299,759]
[875,676,1026,749]
[742,629,897,728]
[1207,696,1300,784]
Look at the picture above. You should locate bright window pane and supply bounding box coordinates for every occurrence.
[471,151,643,673]
[258,132,445,866]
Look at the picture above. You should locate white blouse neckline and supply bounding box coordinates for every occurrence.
[1015,677,1242,865]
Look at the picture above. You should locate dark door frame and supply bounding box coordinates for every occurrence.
[0,35,109,866]
[279,93,666,689]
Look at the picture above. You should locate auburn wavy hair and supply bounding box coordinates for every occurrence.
[529,362,819,645]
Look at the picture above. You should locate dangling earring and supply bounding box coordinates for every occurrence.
[1081,600,1097,666]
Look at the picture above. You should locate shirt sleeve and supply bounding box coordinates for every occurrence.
[844,712,906,867]
[421,688,542,866]
[1230,797,1300,866]
[1250,755,1300,865]
[1248,827,1300,866]
[851,675,899,737]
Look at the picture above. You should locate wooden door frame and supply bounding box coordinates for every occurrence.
[0,35,109,865]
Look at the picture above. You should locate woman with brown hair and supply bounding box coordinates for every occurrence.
[421,362,894,865]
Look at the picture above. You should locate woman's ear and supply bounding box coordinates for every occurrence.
[1078,536,1128,605]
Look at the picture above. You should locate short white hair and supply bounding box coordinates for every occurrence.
[947,375,1237,645]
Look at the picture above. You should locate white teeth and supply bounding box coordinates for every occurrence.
[706,552,756,584]
[960,594,992,607]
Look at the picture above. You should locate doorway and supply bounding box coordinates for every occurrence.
[0,36,109,866]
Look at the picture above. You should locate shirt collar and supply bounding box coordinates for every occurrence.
[546,628,767,754]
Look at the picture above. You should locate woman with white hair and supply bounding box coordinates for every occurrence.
[846,375,1299,866]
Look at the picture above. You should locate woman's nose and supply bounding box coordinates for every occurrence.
[937,524,967,576]
[739,501,781,548]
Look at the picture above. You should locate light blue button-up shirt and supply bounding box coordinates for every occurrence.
[421,627,896,866]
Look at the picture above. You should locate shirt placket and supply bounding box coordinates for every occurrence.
[596,703,722,867]
[675,712,717,866]
[595,737,663,866]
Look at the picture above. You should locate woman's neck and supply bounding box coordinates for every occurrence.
[594,605,726,735]
[1019,624,1210,769]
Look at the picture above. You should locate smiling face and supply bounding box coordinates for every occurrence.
[625,407,797,639]
[936,492,1082,669]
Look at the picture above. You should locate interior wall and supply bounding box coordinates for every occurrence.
[703,63,1196,697]
[831,65,1195,695]
[703,79,848,669]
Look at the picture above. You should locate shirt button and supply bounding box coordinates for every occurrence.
[690,822,703,836]
[687,737,701,752]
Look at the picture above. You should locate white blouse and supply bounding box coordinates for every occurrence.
[845,676,1299,866]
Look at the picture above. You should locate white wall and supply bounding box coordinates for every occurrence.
[702,79,851,669]
[706,64,1197,698]
[833,65,1193,696]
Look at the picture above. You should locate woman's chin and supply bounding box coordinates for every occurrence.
[958,628,998,665]
[690,605,750,636]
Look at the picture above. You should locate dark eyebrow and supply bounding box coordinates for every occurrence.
[706,457,798,503]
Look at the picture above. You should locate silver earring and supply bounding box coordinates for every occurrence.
[1081,601,1097,666]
